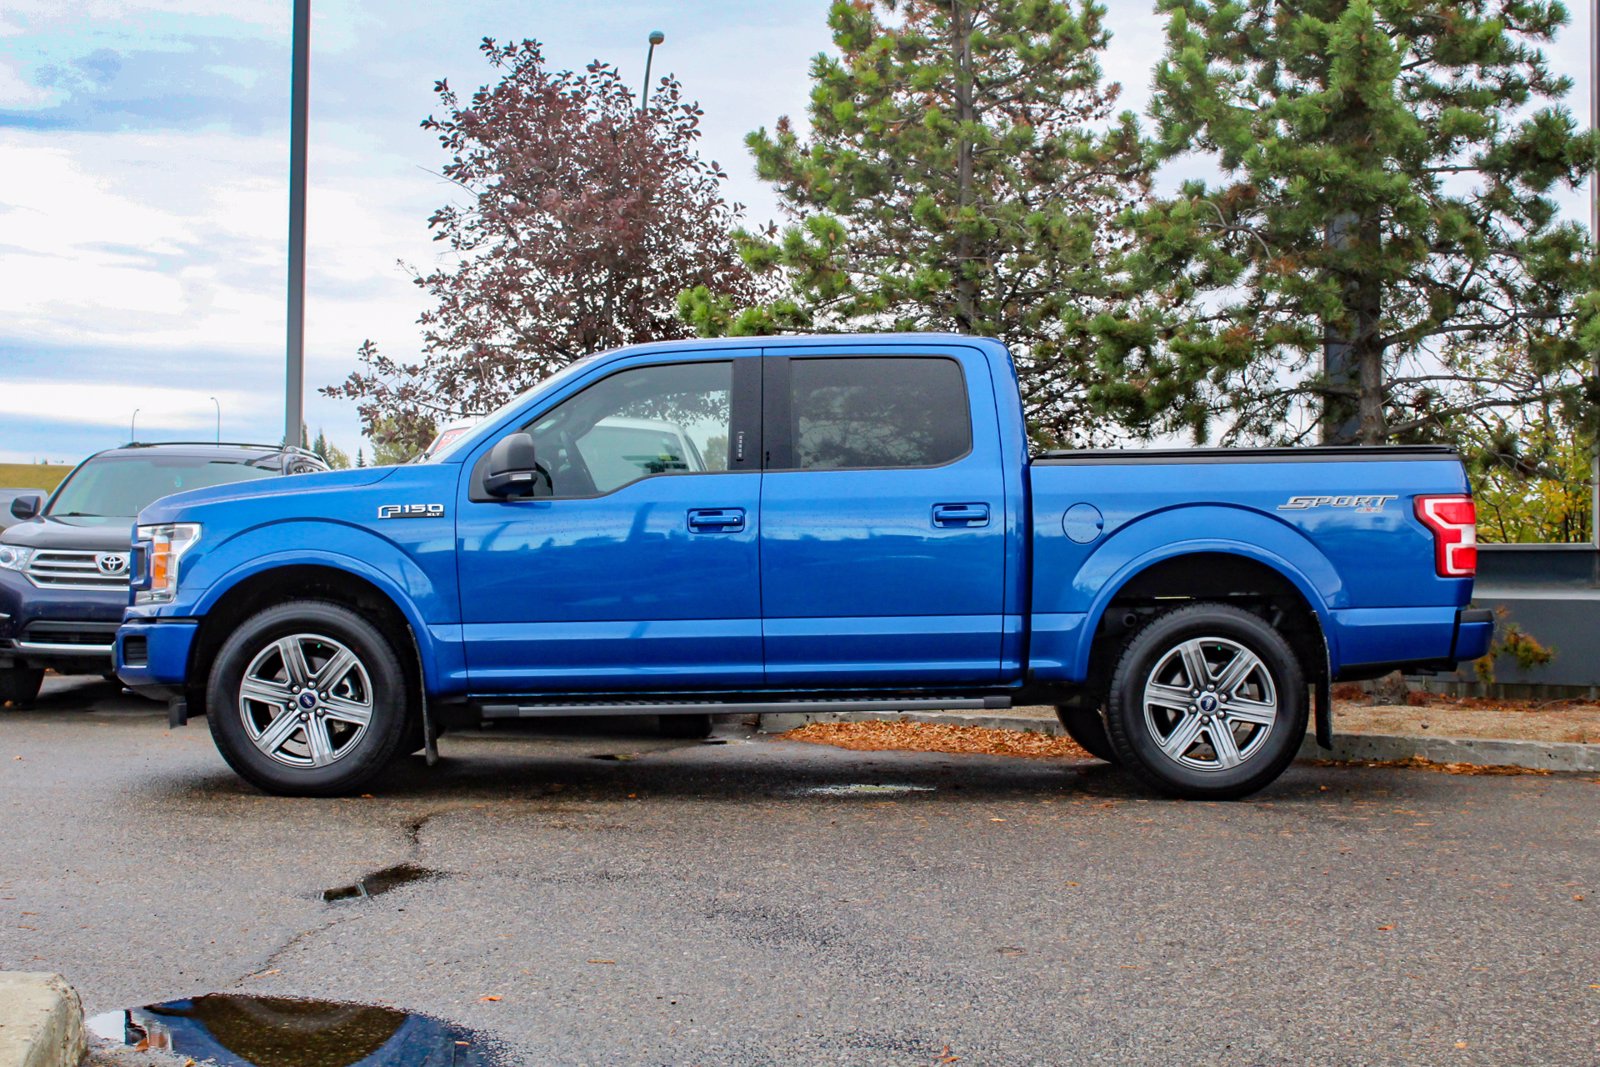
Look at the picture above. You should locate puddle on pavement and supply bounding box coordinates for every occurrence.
[792,783,937,797]
[87,993,503,1066]
[321,863,440,902]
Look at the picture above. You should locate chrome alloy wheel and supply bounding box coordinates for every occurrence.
[237,633,374,768]
[1141,636,1278,771]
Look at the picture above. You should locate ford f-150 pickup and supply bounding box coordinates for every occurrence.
[114,335,1492,799]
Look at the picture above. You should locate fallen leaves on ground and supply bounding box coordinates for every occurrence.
[780,720,1090,760]
[1310,755,1551,776]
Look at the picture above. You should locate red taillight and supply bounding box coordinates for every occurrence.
[1414,495,1477,578]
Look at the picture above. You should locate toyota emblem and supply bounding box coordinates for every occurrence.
[96,553,129,576]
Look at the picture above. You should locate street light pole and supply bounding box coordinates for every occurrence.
[209,397,220,444]
[285,0,310,449]
[130,408,139,443]
[640,29,665,112]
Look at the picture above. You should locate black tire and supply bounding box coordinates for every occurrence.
[206,600,414,797]
[0,666,44,708]
[1104,603,1307,800]
[659,713,713,740]
[1053,703,1119,763]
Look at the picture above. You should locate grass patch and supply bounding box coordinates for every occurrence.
[0,463,71,492]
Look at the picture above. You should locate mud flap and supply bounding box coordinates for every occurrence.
[421,689,438,767]
[167,696,188,728]
[1314,677,1333,750]
[408,629,438,766]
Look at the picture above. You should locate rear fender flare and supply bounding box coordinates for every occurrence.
[1072,506,1343,680]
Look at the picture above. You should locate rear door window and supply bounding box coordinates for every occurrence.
[786,356,970,470]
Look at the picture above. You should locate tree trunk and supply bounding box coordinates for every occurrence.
[950,0,979,333]
[1322,212,1386,444]
[1353,215,1386,445]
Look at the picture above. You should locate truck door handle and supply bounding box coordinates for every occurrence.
[688,508,746,532]
[932,503,990,528]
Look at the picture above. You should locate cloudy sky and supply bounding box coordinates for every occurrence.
[0,1,1591,464]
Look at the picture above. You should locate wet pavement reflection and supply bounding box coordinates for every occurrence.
[322,864,441,903]
[89,994,502,1066]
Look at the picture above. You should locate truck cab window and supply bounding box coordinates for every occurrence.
[790,356,970,470]
[522,360,732,497]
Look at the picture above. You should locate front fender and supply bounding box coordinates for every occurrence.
[183,521,464,695]
[1069,506,1343,679]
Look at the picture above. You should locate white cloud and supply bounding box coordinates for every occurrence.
[5,0,283,28]
[0,58,55,106]
[0,381,269,431]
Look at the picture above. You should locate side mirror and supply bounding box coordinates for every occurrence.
[483,433,540,498]
[10,495,40,520]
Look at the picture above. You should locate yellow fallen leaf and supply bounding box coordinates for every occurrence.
[1377,924,1395,931]
[588,958,616,965]
[990,817,1006,823]
[479,995,502,1002]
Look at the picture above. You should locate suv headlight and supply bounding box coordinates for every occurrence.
[135,523,200,604]
[0,545,32,572]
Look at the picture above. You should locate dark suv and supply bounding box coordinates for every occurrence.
[0,442,327,705]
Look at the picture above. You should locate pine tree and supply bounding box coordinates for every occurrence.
[680,0,1149,445]
[1097,0,1600,445]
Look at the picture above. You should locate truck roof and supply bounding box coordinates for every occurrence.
[602,332,1009,358]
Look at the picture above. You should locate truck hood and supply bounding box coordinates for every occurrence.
[0,515,135,552]
[137,466,399,525]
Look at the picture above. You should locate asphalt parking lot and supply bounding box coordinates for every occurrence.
[3,676,1598,1066]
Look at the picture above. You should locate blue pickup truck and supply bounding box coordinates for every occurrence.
[115,335,1491,799]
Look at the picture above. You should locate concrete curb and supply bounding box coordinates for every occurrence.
[0,973,86,1067]
[1296,733,1600,773]
[757,710,1600,774]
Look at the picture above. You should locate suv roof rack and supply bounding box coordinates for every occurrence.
[120,441,318,455]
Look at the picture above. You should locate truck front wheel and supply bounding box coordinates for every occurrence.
[1104,603,1307,800]
[206,601,414,797]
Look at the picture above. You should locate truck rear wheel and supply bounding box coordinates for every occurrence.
[1053,703,1119,764]
[1104,603,1306,800]
[206,600,414,797]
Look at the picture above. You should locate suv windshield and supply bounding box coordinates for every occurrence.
[47,453,282,521]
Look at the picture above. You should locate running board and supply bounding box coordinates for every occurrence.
[478,695,1012,720]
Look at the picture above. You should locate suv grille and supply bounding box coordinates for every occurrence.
[25,549,131,590]
[20,622,119,649]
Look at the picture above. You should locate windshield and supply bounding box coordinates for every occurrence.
[47,453,282,520]
[423,355,600,464]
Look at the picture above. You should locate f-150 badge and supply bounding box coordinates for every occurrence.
[378,503,446,519]
[1277,494,1395,513]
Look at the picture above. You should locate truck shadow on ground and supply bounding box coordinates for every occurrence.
[157,729,1367,810]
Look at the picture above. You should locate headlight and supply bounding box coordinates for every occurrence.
[135,523,200,604]
[0,545,32,572]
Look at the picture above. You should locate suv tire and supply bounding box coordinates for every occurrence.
[0,666,44,708]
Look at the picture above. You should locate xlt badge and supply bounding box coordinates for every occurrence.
[378,503,446,520]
